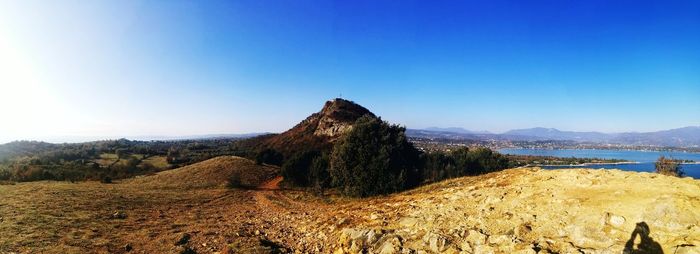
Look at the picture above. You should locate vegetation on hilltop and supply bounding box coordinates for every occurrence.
[274,115,512,197]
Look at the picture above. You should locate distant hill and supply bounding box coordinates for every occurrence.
[410,126,700,147]
[611,126,700,147]
[0,141,59,160]
[254,98,376,156]
[423,127,491,135]
[503,127,612,142]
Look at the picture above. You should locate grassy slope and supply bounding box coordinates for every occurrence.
[1,165,698,253]
[0,156,284,253]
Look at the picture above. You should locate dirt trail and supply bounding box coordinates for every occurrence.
[248,176,333,251]
[257,176,283,190]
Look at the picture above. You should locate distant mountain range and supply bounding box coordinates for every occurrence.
[408,126,700,147]
[2,133,270,144]
[423,127,491,134]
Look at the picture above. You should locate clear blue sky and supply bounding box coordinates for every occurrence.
[0,0,699,143]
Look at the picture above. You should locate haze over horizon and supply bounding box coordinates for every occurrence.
[1,1,699,144]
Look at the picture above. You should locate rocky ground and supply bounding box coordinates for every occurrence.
[323,168,700,254]
[1,159,698,253]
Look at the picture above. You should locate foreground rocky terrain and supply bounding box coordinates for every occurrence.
[1,157,698,253]
[325,168,700,254]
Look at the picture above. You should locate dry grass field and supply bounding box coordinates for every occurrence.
[1,157,699,253]
[0,156,327,253]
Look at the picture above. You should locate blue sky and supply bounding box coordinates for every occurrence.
[0,0,698,142]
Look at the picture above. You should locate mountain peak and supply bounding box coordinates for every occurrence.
[258,98,376,156]
[314,98,375,138]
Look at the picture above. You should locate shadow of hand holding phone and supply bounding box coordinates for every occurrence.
[623,222,663,254]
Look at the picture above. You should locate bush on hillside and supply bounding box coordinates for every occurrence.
[420,147,510,183]
[255,148,284,166]
[420,151,458,181]
[101,176,112,184]
[655,156,684,177]
[329,115,420,197]
[227,172,242,188]
[281,151,319,186]
[309,153,331,194]
[455,147,510,175]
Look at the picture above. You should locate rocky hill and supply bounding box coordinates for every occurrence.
[323,168,700,254]
[257,98,375,156]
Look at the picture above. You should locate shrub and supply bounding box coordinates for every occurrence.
[420,151,457,182]
[309,153,331,191]
[227,172,242,188]
[0,167,11,181]
[255,148,283,166]
[101,176,113,184]
[455,147,510,175]
[330,115,420,197]
[420,147,510,183]
[281,151,319,186]
[655,156,684,177]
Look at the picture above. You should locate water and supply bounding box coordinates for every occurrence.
[498,148,700,179]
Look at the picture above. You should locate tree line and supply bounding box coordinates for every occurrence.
[262,115,513,197]
[8,115,681,197]
[0,138,256,182]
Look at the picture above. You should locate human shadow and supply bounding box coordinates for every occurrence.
[623,222,663,254]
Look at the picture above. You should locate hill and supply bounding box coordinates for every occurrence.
[423,127,490,135]
[127,156,278,189]
[412,126,700,147]
[612,126,700,147]
[503,127,612,142]
[325,168,700,253]
[255,98,375,157]
[1,167,698,253]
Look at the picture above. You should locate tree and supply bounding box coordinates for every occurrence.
[655,156,683,177]
[255,148,283,166]
[309,153,331,194]
[419,147,510,183]
[227,172,242,188]
[281,151,318,186]
[115,148,128,159]
[166,148,181,164]
[329,115,420,197]
[420,151,456,183]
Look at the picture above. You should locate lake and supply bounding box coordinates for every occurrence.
[498,148,700,179]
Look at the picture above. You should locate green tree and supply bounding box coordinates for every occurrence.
[309,153,331,193]
[420,151,456,183]
[115,148,128,159]
[255,148,283,166]
[329,116,420,197]
[281,151,318,186]
[227,172,241,188]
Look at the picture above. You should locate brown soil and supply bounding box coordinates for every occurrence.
[1,158,698,253]
[257,176,283,190]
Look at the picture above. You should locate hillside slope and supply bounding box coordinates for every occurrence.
[1,167,698,253]
[127,156,278,189]
[256,98,375,156]
[327,168,700,253]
